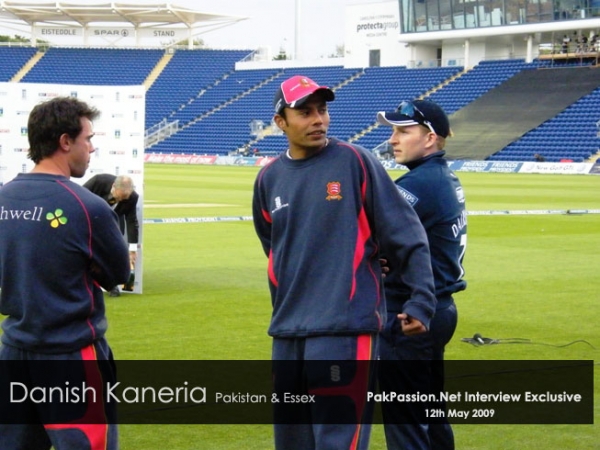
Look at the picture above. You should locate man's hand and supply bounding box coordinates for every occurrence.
[379,258,390,278]
[398,313,427,335]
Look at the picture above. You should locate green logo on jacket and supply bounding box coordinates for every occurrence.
[46,209,68,228]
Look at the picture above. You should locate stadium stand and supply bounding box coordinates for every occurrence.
[0,46,38,81]
[446,65,600,161]
[146,56,599,160]
[2,46,598,162]
[488,86,600,162]
[148,66,361,155]
[144,49,253,129]
[169,68,282,127]
[21,47,164,86]
[427,59,547,115]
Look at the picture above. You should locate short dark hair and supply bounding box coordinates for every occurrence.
[27,96,100,164]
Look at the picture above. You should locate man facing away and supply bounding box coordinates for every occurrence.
[252,75,437,450]
[0,96,130,450]
[376,99,467,450]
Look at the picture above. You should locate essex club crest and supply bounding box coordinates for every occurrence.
[326,182,342,201]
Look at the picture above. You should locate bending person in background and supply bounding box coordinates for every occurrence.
[84,173,139,295]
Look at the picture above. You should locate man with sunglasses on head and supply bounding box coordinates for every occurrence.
[376,100,467,450]
[252,76,437,450]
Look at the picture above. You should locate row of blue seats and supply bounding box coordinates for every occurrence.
[0,46,596,162]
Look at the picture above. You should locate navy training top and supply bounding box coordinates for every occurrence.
[385,151,467,311]
[252,138,436,337]
[0,173,130,353]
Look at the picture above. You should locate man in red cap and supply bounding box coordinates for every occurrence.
[252,76,437,450]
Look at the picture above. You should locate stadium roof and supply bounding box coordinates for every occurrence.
[0,1,246,31]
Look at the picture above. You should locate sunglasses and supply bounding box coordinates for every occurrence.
[397,101,436,134]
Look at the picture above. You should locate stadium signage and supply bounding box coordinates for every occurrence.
[38,92,60,98]
[153,30,176,37]
[90,28,131,37]
[356,18,399,34]
[34,26,81,37]
[520,162,593,174]
[191,156,219,165]
[137,28,187,40]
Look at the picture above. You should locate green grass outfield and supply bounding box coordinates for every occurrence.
[6,164,600,448]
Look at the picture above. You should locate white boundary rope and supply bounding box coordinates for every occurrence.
[143,210,600,224]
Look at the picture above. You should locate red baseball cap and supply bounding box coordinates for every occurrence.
[273,75,335,114]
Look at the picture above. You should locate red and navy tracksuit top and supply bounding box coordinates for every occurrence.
[0,173,130,354]
[252,138,436,338]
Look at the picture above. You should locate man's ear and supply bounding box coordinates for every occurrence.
[273,114,286,132]
[425,131,438,148]
[58,133,71,151]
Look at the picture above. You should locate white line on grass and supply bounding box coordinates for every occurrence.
[144,203,235,208]
[143,209,600,224]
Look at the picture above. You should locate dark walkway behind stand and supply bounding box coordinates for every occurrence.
[445,67,600,160]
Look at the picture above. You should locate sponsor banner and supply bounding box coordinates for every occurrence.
[519,162,594,175]
[144,216,253,224]
[155,154,195,164]
[160,154,195,165]
[190,155,219,165]
[143,154,218,165]
[142,210,600,225]
[480,161,523,173]
[144,153,169,163]
[255,156,276,166]
[374,160,521,174]
[469,210,569,216]
[143,154,596,175]
[380,159,406,170]
[144,153,275,166]
[487,162,523,173]
[87,27,133,39]
[468,209,600,216]
[233,156,261,166]
[215,156,244,166]
[447,160,590,175]
[451,161,493,172]
[586,161,600,174]
[565,209,600,214]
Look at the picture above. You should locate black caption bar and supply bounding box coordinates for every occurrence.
[0,360,593,424]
